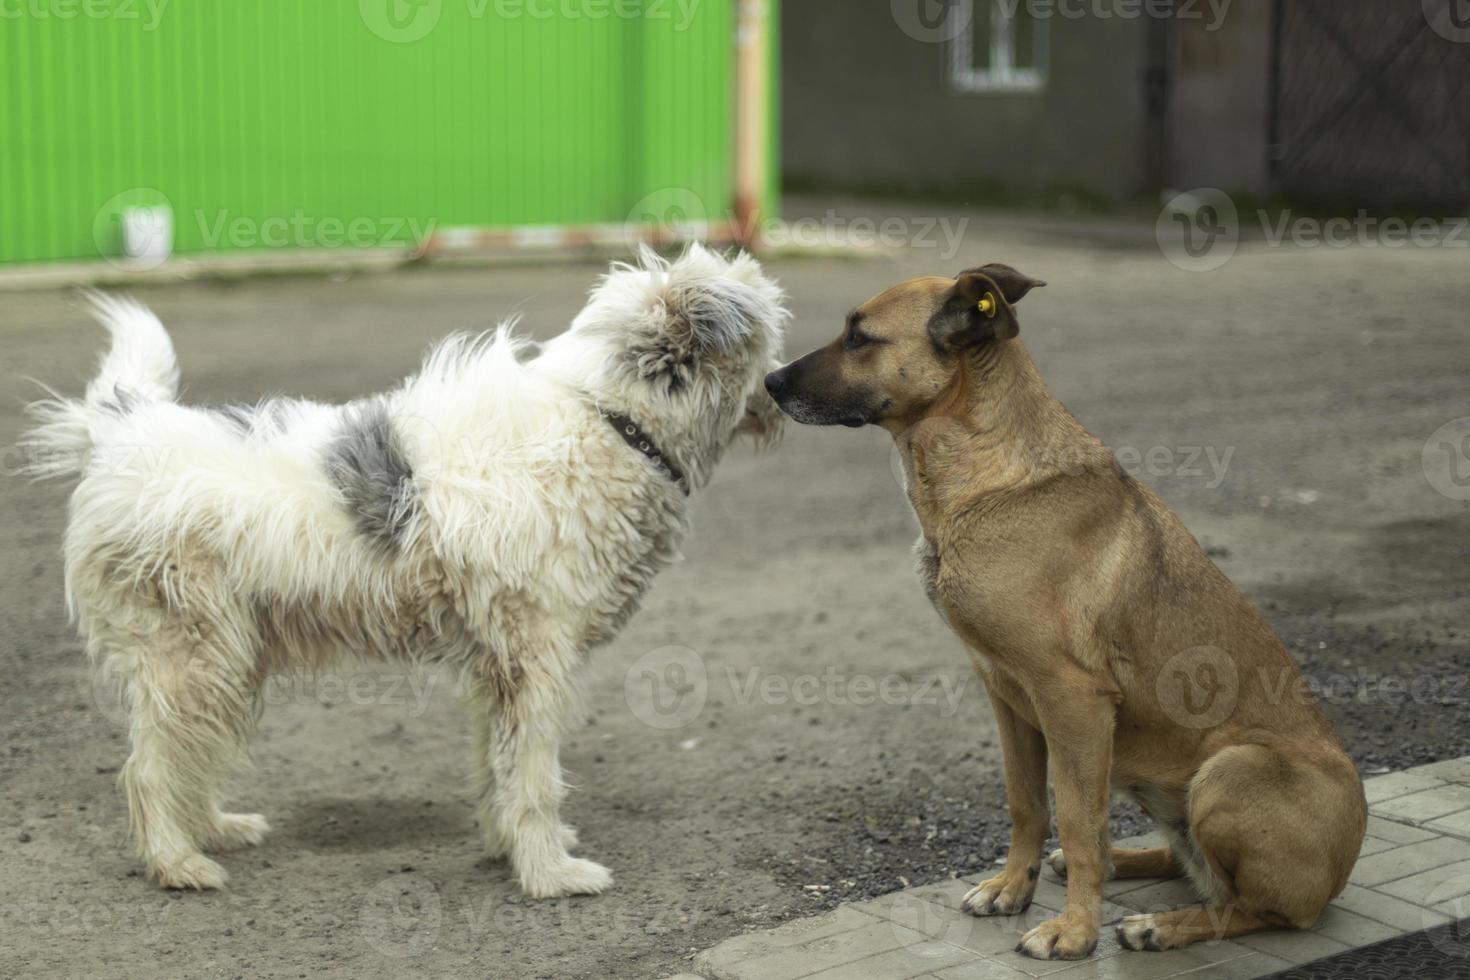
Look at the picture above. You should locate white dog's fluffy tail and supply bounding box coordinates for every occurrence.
[20,292,179,479]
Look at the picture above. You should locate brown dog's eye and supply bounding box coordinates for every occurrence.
[843,311,871,352]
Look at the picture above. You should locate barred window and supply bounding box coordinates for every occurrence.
[951,0,1048,93]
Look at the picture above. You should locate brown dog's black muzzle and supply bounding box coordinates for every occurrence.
[764,349,878,428]
[762,364,793,401]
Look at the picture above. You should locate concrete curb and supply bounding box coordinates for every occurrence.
[671,758,1470,980]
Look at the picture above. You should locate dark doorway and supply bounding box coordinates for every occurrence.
[1269,0,1470,209]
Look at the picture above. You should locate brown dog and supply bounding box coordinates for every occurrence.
[764,265,1366,960]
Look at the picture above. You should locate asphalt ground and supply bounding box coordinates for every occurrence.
[2,202,1466,977]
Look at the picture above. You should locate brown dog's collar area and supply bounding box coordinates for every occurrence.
[598,408,689,495]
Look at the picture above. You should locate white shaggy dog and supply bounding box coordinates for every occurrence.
[23,246,786,897]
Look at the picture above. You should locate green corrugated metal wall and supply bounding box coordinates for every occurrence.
[0,0,771,264]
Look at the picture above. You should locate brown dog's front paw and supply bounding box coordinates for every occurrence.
[1016,912,1099,960]
[960,867,1037,916]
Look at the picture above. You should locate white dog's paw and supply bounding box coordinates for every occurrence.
[1116,913,1163,951]
[205,812,271,852]
[519,857,613,899]
[152,852,229,891]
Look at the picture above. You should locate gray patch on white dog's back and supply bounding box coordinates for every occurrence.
[99,383,137,416]
[325,400,417,550]
[215,403,259,435]
[214,399,293,438]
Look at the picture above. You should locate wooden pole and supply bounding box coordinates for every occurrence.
[733,0,769,252]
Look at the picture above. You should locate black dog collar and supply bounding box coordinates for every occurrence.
[600,409,689,496]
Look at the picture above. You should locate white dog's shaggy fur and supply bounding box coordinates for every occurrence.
[23,246,787,897]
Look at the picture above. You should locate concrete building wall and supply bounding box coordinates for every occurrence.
[781,3,1155,202]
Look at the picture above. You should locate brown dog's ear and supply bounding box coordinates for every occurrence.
[928,266,1044,351]
[962,263,1046,306]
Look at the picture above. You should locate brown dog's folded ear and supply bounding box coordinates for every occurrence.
[960,263,1047,306]
[929,266,1044,351]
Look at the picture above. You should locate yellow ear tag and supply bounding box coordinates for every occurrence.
[977,292,998,318]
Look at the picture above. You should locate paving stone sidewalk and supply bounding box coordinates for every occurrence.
[670,758,1470,980]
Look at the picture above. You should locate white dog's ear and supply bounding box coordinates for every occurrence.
[662,275,765,354]
[626,247,784,388]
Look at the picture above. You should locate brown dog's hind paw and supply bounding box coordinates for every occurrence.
[1116,914,1166,951]
[1047,848,1067,878]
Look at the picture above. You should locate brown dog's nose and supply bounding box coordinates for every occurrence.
[764,369,787,399]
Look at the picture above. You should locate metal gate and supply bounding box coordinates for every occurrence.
[0,0,773,265]
[1269,0,1470,208]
